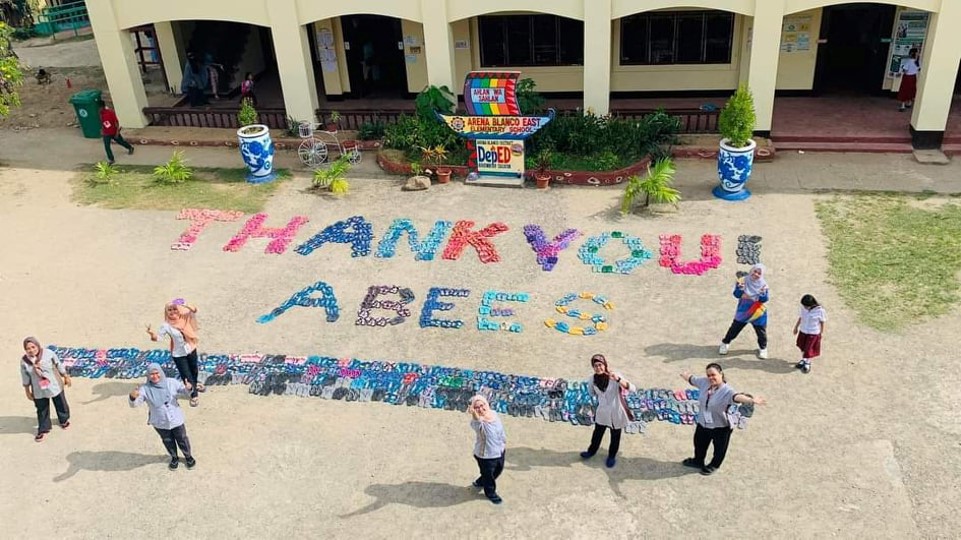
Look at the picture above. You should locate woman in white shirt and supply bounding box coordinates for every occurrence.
[147,300,201,406]
[580,354,636,469]
[898,48,920,112]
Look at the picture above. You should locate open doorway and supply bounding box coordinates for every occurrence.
[340,15,408,98]
[814,3,897,95]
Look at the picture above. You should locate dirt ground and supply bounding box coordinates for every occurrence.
[1,138,960,538]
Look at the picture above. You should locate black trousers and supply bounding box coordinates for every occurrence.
[587,423,622,459]
[102,134,133,162]
[722,320,768,349]
[693,424,733,469]
[155,424,192,459]
[34,392,70,433]
[173,350,199,398]
[474,452,505,498]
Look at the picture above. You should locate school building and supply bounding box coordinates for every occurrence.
[87,0,961,149]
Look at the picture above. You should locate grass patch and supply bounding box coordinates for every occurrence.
[72,165,291,213]
[816,195,961,331]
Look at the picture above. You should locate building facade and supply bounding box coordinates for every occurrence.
[88,0,961,148]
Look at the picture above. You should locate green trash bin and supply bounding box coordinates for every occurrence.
[69,89,103,139]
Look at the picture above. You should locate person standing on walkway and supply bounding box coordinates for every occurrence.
[793,294,826,374]
[99,100,134,165]
[898,49,920,112]
[21,337,72,442]
[469,394,506,504]
[240,72,257,107]
[580,354,636,468]
[680,363,766,476]
[147,300,202,407]
[719,264,770,359]
[129,363,196,470]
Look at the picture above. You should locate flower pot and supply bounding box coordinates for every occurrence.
[325,123,339,133]
[535,172,551,189]
[435,167,452,184]
[713,138,757,201]
[236,124,276,183]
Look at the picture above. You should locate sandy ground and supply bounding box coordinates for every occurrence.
[1,137,960,538]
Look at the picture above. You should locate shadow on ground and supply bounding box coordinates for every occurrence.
[0,416,36,435]
[54,451,167,482]
[506,446,695,499]
[339,481,478,517]
[82,381,135,405]
[645,343,796,374]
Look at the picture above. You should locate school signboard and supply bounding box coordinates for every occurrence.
[436,71,554,186]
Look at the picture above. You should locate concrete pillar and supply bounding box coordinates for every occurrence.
[420,0,456,92]
[583,0,612,115]
[746,0,786,135]
[269,2,319,121]
[86,0,148,128]
[153,21,182,94]
[910,0,961,149]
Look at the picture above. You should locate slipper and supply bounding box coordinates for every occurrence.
[60,421,71,430]
[189,397,199,407]
[197,383,206,393]
[35,432,46,442]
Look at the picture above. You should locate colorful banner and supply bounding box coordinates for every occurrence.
[474,139,525,178]
[464,71,521,116]
[437,112,554,140]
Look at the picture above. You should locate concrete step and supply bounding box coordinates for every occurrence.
[771,134,912,144]
[774,141,914,154]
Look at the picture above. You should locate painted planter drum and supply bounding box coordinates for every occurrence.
[237,124,276,183]
[713,138,757,201]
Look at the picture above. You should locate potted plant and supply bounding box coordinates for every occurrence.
[421,145,451,184]
[714,84,756,200]
[533,148,553,189]
[236,99,276,183]
[325,110,341,132]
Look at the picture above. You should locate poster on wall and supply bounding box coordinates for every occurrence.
[888,11,929,76]
[316,27,338,73]
[781,16,812,53]
[474,139,525,178]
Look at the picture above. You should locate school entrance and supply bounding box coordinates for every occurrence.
[340,15,408,98]
[813,3,896,95]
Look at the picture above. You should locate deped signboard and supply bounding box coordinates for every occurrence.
[475,139,524,177]
[436,71,554,184]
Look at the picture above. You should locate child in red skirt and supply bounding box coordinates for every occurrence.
[792,294,826,374]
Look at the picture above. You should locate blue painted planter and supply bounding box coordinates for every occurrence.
[713,138,756,201]
[237,124,276,183]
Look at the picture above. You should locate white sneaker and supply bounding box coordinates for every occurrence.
[718,343,729,355]
[757,348,768,359]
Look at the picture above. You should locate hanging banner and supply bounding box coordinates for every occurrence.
[888,11,929,76]
[474,139,525,177]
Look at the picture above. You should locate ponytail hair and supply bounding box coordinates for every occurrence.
[705,362,726,383]
[801,294,820,308]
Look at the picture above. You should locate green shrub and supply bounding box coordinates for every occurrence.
[516,78,546,114]
[589,150,620,171]
[358,120,386,140]
[718,85,756,148]
[330,177,349,195]
[285,115,304,137]
[88,161,118,185]
[621,158,680,214]
[238,99,257,127]
[415,85,455,118]
[153,150,193,184]
[313,155,351,189]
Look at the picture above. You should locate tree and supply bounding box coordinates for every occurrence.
[0,22,25,118]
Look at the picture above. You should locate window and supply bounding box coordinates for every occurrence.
[478,15,584,67]
[620,11,734,65]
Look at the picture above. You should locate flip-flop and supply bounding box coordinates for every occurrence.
[189,397,199,407]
